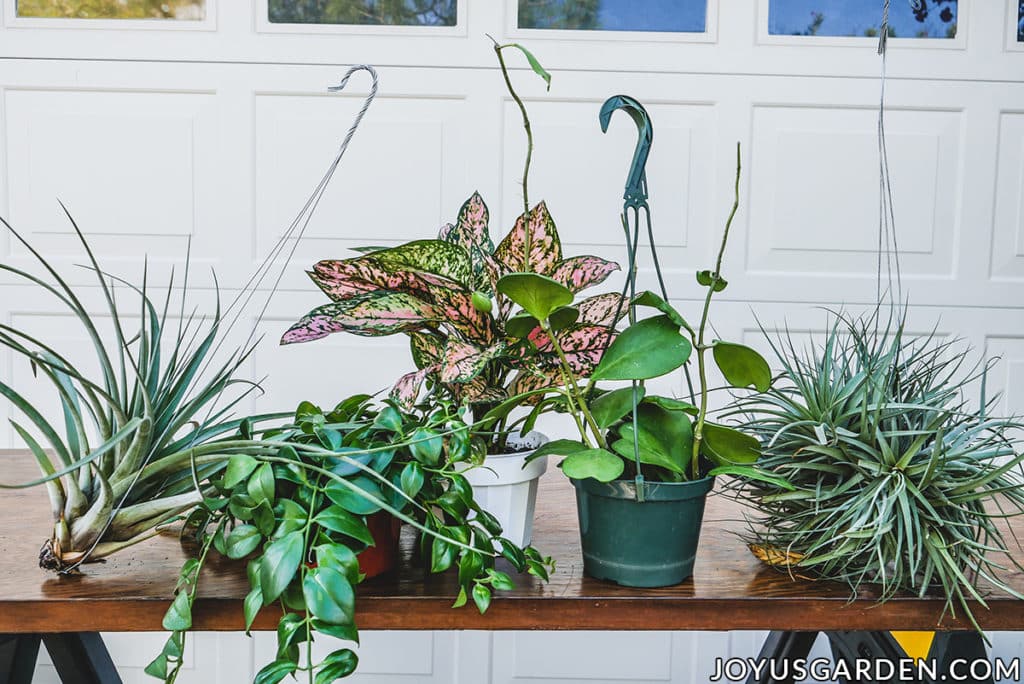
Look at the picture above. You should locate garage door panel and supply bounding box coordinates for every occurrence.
[747,104,961,278]
[501,98,717,269]
[991,111,1024,281]
[3,87,217,263]
[253,91,472,280]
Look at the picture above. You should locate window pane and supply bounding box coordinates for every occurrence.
[769,0,957,39]
[17,0,205,19]
[269,0,456,26]
[518,0,706,33]
[1018,1,1023,42]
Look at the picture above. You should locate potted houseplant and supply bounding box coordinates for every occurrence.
[152,395,553,684]
[729,310,1024,631]
[280,43,619,546]
[494,142,785,587]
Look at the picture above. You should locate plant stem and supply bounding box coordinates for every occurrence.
[492,39,534,270]
[543,323,607,450]
[301,486,318,684]
[691,142,742,480]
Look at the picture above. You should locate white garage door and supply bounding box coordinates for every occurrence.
[3,1,1024,683]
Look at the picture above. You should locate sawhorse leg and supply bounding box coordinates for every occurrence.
[0,633,122,684]
[748,630,993,684]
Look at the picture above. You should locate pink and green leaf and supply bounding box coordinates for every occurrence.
[458,378,507,404]
[453,192,493,253]
[430,286,496,345]
[551,255,619,293]
[390,366,435,410]
[310,258,461,302]
[409,331,445,368]
[281,292,438,344]
[371,240,473,285]
[440,340,504,384]
[528,324,614,376]
[507,369,562,403]
[577,293,628,327]
[494,201,563,276]
[438,222,457,242]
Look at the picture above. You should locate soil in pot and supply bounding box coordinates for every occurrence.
[572,476,714,588]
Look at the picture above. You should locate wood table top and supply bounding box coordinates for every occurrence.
[1,451,1022,634]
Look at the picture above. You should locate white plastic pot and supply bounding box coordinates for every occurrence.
[461,431,548,547]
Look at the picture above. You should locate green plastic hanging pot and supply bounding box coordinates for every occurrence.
[572,476,714,588]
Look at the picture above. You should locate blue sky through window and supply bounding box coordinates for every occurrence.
[519,0,706,32]
[769,0,957,38]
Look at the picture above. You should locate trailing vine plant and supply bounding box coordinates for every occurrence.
[150,398,553,683]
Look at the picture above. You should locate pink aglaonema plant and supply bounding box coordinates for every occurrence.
[281,192,621,445]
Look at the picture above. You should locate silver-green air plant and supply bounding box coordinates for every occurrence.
[0,210,287,572]
[730,311,1024,630]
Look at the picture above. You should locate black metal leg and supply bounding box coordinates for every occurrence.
[41,633,122,684]
[929,632,993,684]
[745,631,820,684]
[0,635,42,684]
[826,631,927,684]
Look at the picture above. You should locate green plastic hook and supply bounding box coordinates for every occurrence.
[599,95,653,209]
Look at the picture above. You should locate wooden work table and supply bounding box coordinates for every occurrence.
[1,452,1022,635]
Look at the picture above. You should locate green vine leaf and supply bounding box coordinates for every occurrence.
[162,591,192,632]
[472,583,492,614]
[506,43,551,90]
[254,659,298,684]
[314,506,374,546]
[497,273,573,322]
[225,524,262,560]
[712,341,772,392]
[560,448,624,482]
[696,270,727,292]
[304,566,356,626]
[243,587,264,634]
[325,476,383,516]
[316,649,360,684]
[591,386,646,430]
[223,454,258,489]
[259,531,304,604]
[592,315,691,381]
[702,423,761,466]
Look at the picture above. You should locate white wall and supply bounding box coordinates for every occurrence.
[2,1,1024,682]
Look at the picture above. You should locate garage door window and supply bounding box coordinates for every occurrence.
[517,0,705,33]
[268,0,456,26]
[1018,0,1023,41]
[768,0,957,39]
[16,0,205,19]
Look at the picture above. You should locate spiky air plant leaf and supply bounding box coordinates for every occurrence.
[729,311,1024,631]
[0,211,291,573]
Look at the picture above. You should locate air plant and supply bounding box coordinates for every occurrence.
[0,210,289,572]
[731,311,1024,630]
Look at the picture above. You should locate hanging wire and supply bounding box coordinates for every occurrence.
[62,65,380,572]
[876,0,903,312]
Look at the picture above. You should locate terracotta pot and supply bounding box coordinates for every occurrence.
[357,512,403,579]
